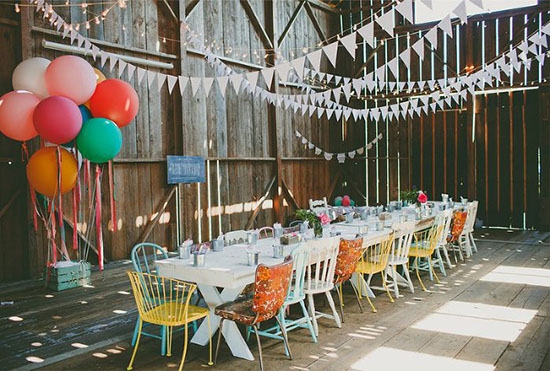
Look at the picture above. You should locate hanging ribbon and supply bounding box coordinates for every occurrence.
[108,160,116,232]
[95,164,104,271]
[56,146,66,256]
[73,145,81,253]
[50,200,57,266]
[85,159,92,209]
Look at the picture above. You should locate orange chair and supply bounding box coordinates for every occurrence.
[447,211,468,262]
[214,257,294,371]
[333,236,365,321]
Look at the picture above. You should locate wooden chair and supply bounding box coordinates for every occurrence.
[447,210,468,262]
[461,201,478,256]
[417,212,450,278]
[309,197,328,215]
[408,223,444,291]
[224,230,248,245]
[385,222,415,297]
[437,209,455,269]
[249,244,317,352]
[214,257,294,371]
[258,226,274,239]
[333,236,365,320]
[303,238,341,336]
[355,233,395,313]
[126,272,212,371]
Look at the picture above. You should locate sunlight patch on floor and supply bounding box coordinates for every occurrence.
[411,301,537,342]
[479,266,550,287]
[351,347,494,370]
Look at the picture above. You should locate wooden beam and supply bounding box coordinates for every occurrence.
[278,0,306,46]
[304,1,328,45]
[245,176,276,229]
[161,0,179,22]
[137,186,177,244]
[465,21,476,201]
[281,178,300,210]
[240,0,274,50]
[185,0,202,19]
[0,191,21,220]
[307,0,340,14]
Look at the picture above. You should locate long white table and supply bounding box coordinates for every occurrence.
[156,208,444,361]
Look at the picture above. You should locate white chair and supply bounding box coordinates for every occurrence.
[384,221,416,297]
[223,230,247,245]
[303,238,341,336]
[436,209,454,269]
[463,201,478,253]
[309,197,328,216]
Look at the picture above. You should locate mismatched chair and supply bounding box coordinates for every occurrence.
[258,226,274,239]
[447,210,468,263]
[224,230,248,245]
[333,236,365,320]
[385,222,416,297]
[214,257,294,371]
[126,272,212,371]
[408,223,444,291]
[309,197,329,216]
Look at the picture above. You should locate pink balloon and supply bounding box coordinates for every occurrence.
[33,96,82,144]
[45,56,96,105]
[0,91,40,141]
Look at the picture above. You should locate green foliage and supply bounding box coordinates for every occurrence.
[400,189,419,205]
[295,209,322,236]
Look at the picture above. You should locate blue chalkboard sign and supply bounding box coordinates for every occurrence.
[167,156,205,184]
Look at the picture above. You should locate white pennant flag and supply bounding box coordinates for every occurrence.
[147,70,157,89]
[425,27,438,48]
[420,0,433,9]
[156,73,167,92]
[109,56,117,72]
[100,52,108,67]
[388,57,399,78]
[453,0,468,24]
[178,76,189,95]
[399,47,411,68]
[340,32,357,59]
[376,65,385,82]
[230,74,243,94]
[291,57,306,79]
[306,49,323,72]
[203,77,214,96]
[190,77,201,96]
[357,22,375,47]
[412,38,425,60]
[127,64,136,81]
[261,67,275,88]
[216,76,228,97]
[246,71,259,89]
[376,9,395,37]
[322,42,339,68]
[438,15,453,38]
[324,153,333,161]
[137,68,146,84]
[117,60,127,78]
[395,0,414,23]
[167,75,177,94]
[276,62,292,82]
[469,0,485,10]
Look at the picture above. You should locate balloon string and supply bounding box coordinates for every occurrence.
[56,146,67,258]
[21,142,28,162]
[74,145,81,257]
[95,164,104,271]
[72,186,78,251]
[86,160,92,209]
[51,200,57,266]
[108,160,116,232]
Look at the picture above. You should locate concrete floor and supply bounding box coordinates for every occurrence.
[1,229,549,371]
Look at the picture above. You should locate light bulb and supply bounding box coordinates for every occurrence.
[14,4,20,13]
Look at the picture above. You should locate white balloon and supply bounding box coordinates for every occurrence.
[12,58,51,99]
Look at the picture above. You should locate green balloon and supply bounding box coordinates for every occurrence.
[76,118,122,163]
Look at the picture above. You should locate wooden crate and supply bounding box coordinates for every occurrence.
[44,262,91,291]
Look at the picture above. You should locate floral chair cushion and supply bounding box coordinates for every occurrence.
[447,211,467,243]
[334,237,364,285]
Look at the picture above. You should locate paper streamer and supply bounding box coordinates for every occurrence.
[108,160,116,232]
[95,165,104,271]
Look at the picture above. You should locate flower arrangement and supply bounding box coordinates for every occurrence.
[295,209,323,236]
[417,190,428,204]
[400,189,428,206]
[319,213,331,226]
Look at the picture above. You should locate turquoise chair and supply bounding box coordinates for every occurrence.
[130,243,198,356]
[247,243,317,353]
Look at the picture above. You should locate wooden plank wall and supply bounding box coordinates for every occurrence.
[0,1,339,281]
[340,1,550,230]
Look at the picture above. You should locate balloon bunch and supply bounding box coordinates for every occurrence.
[334,195,355,207]
[0,55,139,271]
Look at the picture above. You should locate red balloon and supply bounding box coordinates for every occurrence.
[33,96,82,144]
[89,79,138,127]
[0,91,40,141]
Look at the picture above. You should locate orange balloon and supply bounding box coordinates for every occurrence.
[83,68,107,109]
[27,147,78,197]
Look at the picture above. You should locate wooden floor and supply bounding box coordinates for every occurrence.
[1,229,549,371]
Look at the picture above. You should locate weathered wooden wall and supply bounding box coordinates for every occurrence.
[0,0,340,281]
[339,0,550,230]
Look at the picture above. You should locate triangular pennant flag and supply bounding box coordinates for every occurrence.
[230,74,243,93]
[261,67,275,88]
[352,79,363,96]
[348,151,356,159]
[357,147,364,155]
[420,0,433,9]
[469,0,484,10]
[147,70,157,89]
[376,9,395,37]
[137,68,146,84]
[117,60,127,78]
[109,55,118,72]
[335,109,342,121]
[203,77,214,96]
[342,84,352,102]
[178,76,189,95]
[357,22,375,47]
[395,0,414,23]
[167,75,177,94]
[412,38,425,60]
[399,47,411,68]
[388,57,399,78]
[77,35,85,48]
[306,49,323,72]
[91,46,99,61]
[453,0,468,24]
[100,52,108,67]
[340,32,357,59]
[156,73,167,91]
[322,42,339,67]
[376,65,385,82]
[190,77,201,96]
[291,57,306,79]
[332,87,342,103]
[127,64,136,81]
[425,27,438,48]
[276,62,292,81]
[246,71,259,89]
[438,15,453,38]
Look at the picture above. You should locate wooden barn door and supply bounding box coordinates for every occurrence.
[473,89,549,230]
[0,11,29,282]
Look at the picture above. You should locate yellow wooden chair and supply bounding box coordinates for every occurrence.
[408,224,444,291]
[355,233,395,313]
[127,271,213,371]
